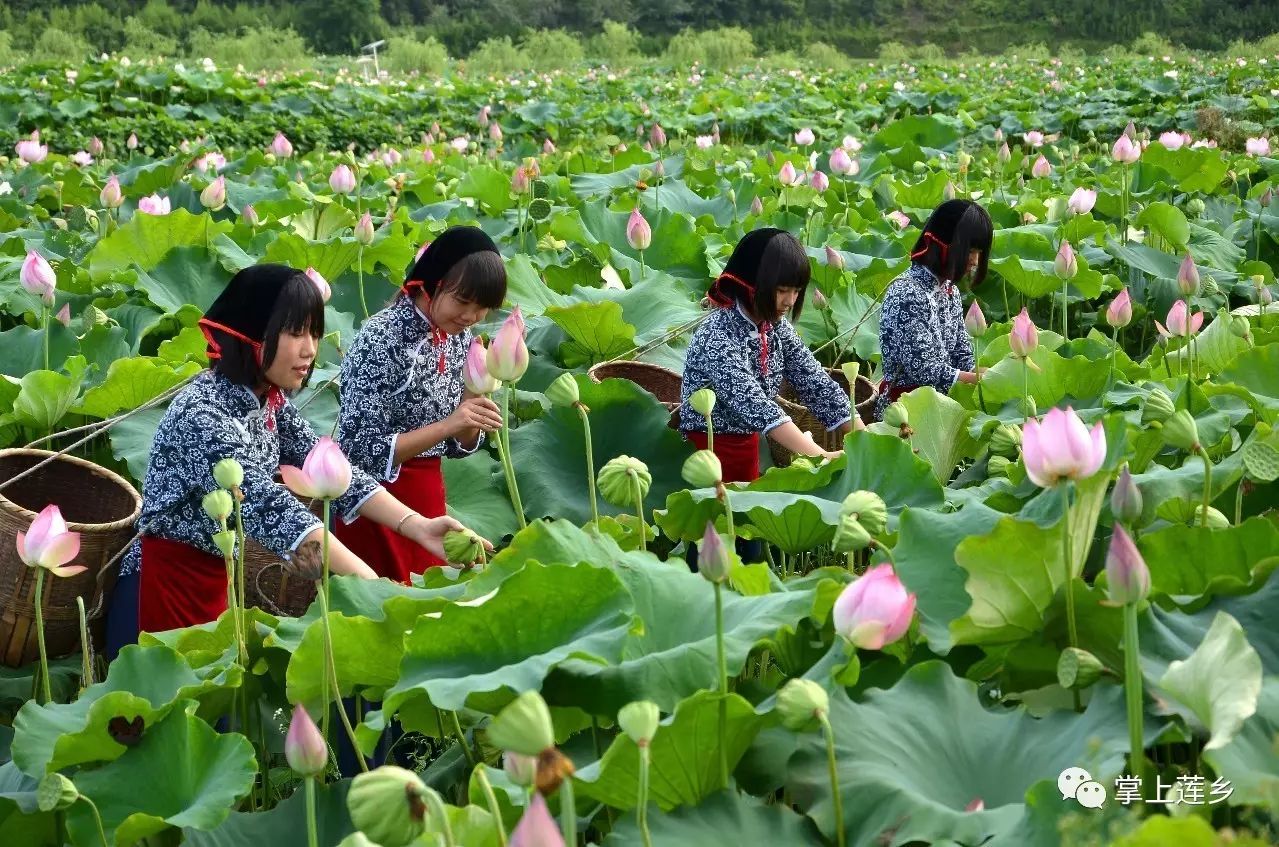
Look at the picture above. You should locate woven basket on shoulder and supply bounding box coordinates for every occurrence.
[0,449,141,668]
[587,360,682,429]
[243,493,321,619]
[769,370,879,469]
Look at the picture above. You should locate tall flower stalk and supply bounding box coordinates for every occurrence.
[285,705,328,847]
[486,309,530,529]
[618,701,659,847]
[1106,525,1150,789]
[698,522,733,787]
[778,680,844,847]
[16,505,84,704]
[547,374,599,525]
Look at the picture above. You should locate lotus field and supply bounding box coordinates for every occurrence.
[3,51,1279,847]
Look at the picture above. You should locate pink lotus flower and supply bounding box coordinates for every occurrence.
[829,147,855,176]
[100,175,123,209]
[1105,524,1149,605]
[1031,155,1052,178]
[813,289,829,309]
[965,301,987,336]
[997,142,1011,163]
[421,147,435,164]
[825,245,844,270]
[126,133,139,151]
[1158,131,1186,150]
[71,151,93,166]
[243,205,260,227]
[381,148,402,168]
[1155,300,1203,339]
[1054,241,1077,279]
[200,176,226,210]
[695,135,714,149]
[55,304,71,327]
[270,132,293,158]
[354,212,374,246]
[303,267,331,303]
[486,307,529,383]
[489,122,503,142]
[832,564,916,650]
[194,152,226,172]
[20,251,56,302]
[328,165,356,195]
[886,210,911,228]
[1106,289,1132,328]
[626,207,651,251]
[15,140,47,164]
[698,521,731,583]
[778,161,800,186]
[1112,134,1140,164]
[810,170,829,192]
[750,196,764,216]
[511,166,530,195]
[284,704,327,777]
[1245,137,1271,157]
[842,135,862,152]
[1067,187,1096,215]
[16,505,84,576]
[450,136,469,153]
[650,124,666,148]
[1022,406,1106,488]
[88,136,104,156]
[464,337,498,394]
[1023,130,1045,147]
[281,436,352,500]
[1009,308,1039,357]
[1177,253,1199,296]
[510,792,564,847]
[794,128,815,146]
[138,193,170,215]
[543,138,556,155]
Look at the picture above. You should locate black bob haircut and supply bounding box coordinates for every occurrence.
[212,270,325,390]
[910,199,994,286]
[716,228,812,322]
[406,226,507,309]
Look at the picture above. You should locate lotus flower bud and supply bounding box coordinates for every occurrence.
[545,372,580,407]
[840,490,887,535]
[618,701,661,747]
[989,423,1023,457]
[285,705,328,777]
[329,164,357,195]
[504,752,537,787]
[1141,389,1175,425]
[1054,241,1077,279]
[202,489,234,522]
[463,338,497,395]
[1057,647,1104,690]
[697,522,732,583]
[200,176,226,210]
[36,773,79,812]
[100,175,124,208]
[987,455,1012,477]
[212,530,237,558]
[1010,308,1039,357]
[213,457,244,490]
[883,402,909,429]
[626,207,651,250]
[1193,505,1230,528]
[347,766,429,847]
[1185,197,1205,216]
[442,529,484,566]
[354,212,375,245]
[1110,464,1144,525]
[682,450,722,489]
[487,690,555,756]
[690,388,716,416]
[775,678,830,731]
[831,512,873,554]
[1106,289,1132,328]
[750,196,764,216]
[825,245,844,270]
[1104,524,1150,605]
[487,307,529,383]
[1162,409,1200,451]
[243,204,260,227]
[964,301,987,336]
[598,455,651,507]
[1177,253,1200,297]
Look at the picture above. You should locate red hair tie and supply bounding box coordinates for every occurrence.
[910,231,950,266]
[709,272,771,375]
[198,318,287,431]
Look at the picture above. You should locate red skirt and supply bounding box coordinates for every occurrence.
[878,379,922,405]
[138,535,229,633]
[686,431,760,484]
[334,456,446,584]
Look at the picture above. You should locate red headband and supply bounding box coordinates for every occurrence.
[708,271,757,308]
[198,318,264,364]
[910,231,950,265]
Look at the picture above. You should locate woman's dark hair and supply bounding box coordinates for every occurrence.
[911,199,994,286]
[433,250,507,309]
[404,226,506,309]
[213,271,324,389]
[717,229,811,321]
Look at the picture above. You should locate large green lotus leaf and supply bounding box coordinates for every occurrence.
[878,387,979,483]
[66,700,255,847]
[544,300,637,367]
[870,114,960,151]
[989,234,1104,299]
[1135,518,1279,604]
[286,203,355,242]
[892,170,950,214]
[130,246,232,315]
[107,404,166,482]
[893,503,1007,654]
[782,661,1129,847]
[1139,144,1231,194]
[602,788,822,846]
[543,549,820,712]
[264,233,361,284]
[1134,201,1190,249]
[656,488,838,548]
[383,561,635,715]
[637,177,743,228]
[503,254,570,315]
[1219,343,1279,414]
[1129,433,1247,526]
[568,273,703,347]
[575,691,771,811]
[10,358,86,431]
[1157,307,1249,374]
[1203,678,1279,812]
[11,643,241,777]
[185,778,354,847]
[457,164,516,215]
[963,346,1109,410]
[443,450,521,543]
[571,155,684,195]
[1106,238,1239,287]
[508,377,694,526]
[0,762,55,845]
[0,325,79,380]
[73,357,201,419]
[88,209,232,280]
[1156,612,1262,751]
[553,200,710,282]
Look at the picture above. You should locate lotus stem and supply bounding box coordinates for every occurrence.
[319,498,332,744]
[77,596,93,690]
[818,713,845,847]
[450,711,477,768]
[974,338,987,413]
[1108,324,1119,391]
[305,777,318,847]
[495,385,527,529]
[1236,477,1246,526]
[79,795,108,847]
[475,766,509,847]
[1123,602,1146,794]
[560,776,577,846]
[706,415,715,455]
[234,496,247,647]
[632,474,647,552]
[714,581,729,787]
[325,630,368,773]
[639,248,645,281]
[357,244,369,319]
[34,568,51,704]
[637,744,653,847]
[1061,485,1081,712]
[1061,278,1069,339]
[577,404,599,526]
[1197,446,1213,529]
[1001,280,1010,322]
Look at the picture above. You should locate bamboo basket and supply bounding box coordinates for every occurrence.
[587,361,682,430]
[0,449,140,668]
[243,493,320,619]
[769,370,879,469]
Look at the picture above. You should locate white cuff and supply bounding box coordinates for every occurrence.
[287,520,322,553]
[384,435,401,483]
[340,486,383,525]
[825,415,853,432]
[761,414,792,435]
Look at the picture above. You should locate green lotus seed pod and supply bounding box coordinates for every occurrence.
[883,402,909,429]
[840,490,888,536]
[544,373,580,407]
[1162,409,1200,451]
[1057,647,1104,690]
[776,678,830,731]
[1193,504,1230,528]
[347,766,429,847]
[1141,389,1175,425]
[1229,314,1252,340]
[442,529,483,565]
[789,455,816,471]
[532,179,550,200]
[528,197,553,221]
[1185,197,1205,216]
[1199,276,1219,297]
[987,455,1012,477]
[1242,441,1279,482]
[202,489,233,522]
[682,450,722,488]
[37,773,79,812]
[486,690,555,756]
[618,700,661,746]
[213,457,244,489]
[212,530,237,559]
[598,455,652,508]
[689,388,717,417]
[989,423,1023,457]
[831,513,873,554]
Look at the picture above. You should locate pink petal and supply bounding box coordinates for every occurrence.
[15,531,27,564]
[1190,312,1204,334]
[1085,422,1107,477]
[1154,321,1170,340]
[1021,418,1050,488]
[279,465,317,498]
[38,533,80,569]
[48,564,88,578]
